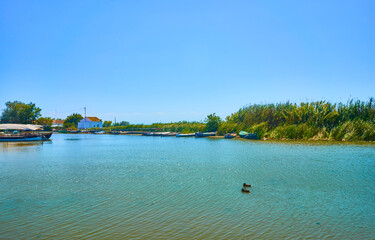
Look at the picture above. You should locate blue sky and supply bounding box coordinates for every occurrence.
[1,0,374,123]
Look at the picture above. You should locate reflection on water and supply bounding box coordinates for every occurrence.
[0,141,51,152]
[0,134,374,239]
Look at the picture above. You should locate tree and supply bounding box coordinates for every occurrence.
[113,121,129,126]
[63,113,83,129]
[36,117,53,131]
[103,121,112,127]
[1,101,41,124]
[204,113,222,132]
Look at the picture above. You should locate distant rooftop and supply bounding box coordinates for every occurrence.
[53,119,65,124]
[86,117,101,122]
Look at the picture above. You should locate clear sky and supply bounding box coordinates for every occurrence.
[1,0,374,124]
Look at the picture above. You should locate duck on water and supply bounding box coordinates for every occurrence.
[241,183,252,193]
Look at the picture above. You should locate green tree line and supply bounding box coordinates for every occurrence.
[2,98,375,141]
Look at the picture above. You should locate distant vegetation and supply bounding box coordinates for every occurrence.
[103,121,206,134]
[1,101,41,124]
[103,98,375,141]
[2,98,374,141]
[63,113,83,129]
[218,98,375,141]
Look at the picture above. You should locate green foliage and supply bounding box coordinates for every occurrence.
[223,98,375,141]
[36,117,53,131]
[113,121,129,126]
[1,101,41,124]
[103,121,112,127]
[63,113,83,129]
[102,121,205,133]
[204,113,221,132]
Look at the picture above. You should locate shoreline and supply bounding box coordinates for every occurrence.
[53,132,375,145]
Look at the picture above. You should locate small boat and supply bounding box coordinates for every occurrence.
[239,131,259,140]
[195,132,216,137]
[239,131,249,138]
[151,132,174,136]
[224,133,237,139]
[93,131,105,134]
[142,132,153,136]
[161,132,176,137]
[0,134,43,142]
[68,130,80,133]
[40,132,53,140]
[176,133,195,137]
[243,133,259,140]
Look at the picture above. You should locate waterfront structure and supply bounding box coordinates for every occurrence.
[78,117,103,129]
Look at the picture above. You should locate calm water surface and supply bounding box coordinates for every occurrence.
[1,134,374,239]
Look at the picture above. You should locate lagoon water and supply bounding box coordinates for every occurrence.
[1,134,374,239]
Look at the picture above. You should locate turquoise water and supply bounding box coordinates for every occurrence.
[1,134,375,239]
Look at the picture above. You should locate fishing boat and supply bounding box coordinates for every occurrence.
[195,132,216,137]
[176,133,195,137]
[0,124,52,142]
[224,133,237,139]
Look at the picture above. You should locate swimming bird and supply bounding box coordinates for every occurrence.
[241,188,250,193]
[243,183,251,188]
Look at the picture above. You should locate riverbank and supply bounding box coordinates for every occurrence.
[53,132,375,144]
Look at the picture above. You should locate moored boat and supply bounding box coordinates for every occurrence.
[161,132,176,137]
[239,131,249,138]
[176,133,195,137]
[195,132,216,137]
[243,133,259,140]
[93,131,105,134]
[0,124,48,142]
[224,133,237,139]
[41,132,53,140]
[68,130,80,133]
[0,134,43,142]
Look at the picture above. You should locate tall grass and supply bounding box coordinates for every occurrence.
[220,98,375,141]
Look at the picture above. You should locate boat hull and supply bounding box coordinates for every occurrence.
[243,134,259,140]
[195,132,216,137]
[0,135,42,142]
[176,133,195,137]
[225,134,236,139]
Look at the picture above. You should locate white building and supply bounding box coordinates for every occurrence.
[78,117,103,129]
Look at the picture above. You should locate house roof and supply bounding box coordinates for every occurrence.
[86,117,101,122]
[53,119,65,124]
